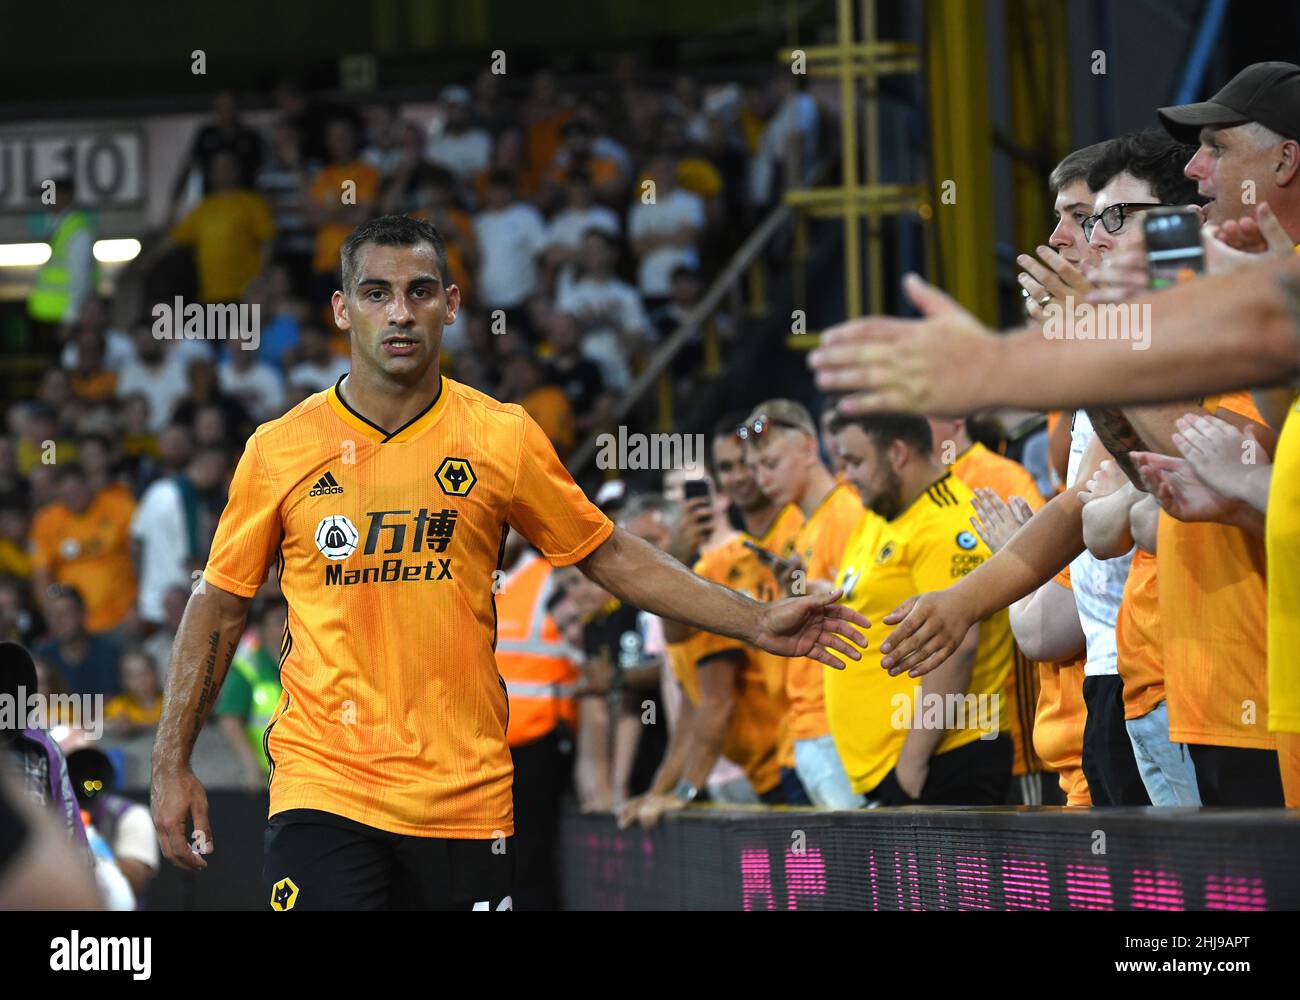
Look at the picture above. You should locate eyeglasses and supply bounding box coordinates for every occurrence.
[1082,202,1166,243]
[735,415,806,441]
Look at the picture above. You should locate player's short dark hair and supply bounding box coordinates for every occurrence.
[1085,130,1204,207]
[828,412,934,455]
[1048,141,1108,193]
[340,215,449,296]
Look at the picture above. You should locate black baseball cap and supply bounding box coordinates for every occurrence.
[1158,62,1300,144]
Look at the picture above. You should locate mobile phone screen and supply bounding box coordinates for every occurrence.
[1144,207,1205,289]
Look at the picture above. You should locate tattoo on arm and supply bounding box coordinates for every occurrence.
[192,630,235,731]
[1084,407,1148,484]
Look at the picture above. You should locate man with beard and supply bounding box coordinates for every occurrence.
[826,413,1014,805]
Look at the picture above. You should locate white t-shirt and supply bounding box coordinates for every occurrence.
[474,203,547,309]
[60,328,137,373]
[112,802,161,871]
[131,478,194,624]
[556,275,652,392]
[1067,410,1134,677]
[544,205,621,252]
[288,357,350,394]
[627,189,705,297]
[116,358,190,431]
[219,359,286,422]
[425,127,493,182]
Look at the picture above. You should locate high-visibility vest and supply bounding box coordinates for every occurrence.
[230,651,283,775]
[495,553,579,747]
[28,209,98,323]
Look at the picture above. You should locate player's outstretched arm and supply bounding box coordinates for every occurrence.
[809,256,1300,416]
[151,579,253,872]
[576,527,869,668]
[878,484,1088,679]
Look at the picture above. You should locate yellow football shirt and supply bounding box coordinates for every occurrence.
[203,375,613,838]
[1269,393,1300,734]
[826,473,1013,795]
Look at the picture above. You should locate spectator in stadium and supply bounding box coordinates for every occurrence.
[172,357,255,445]
[255,121,316,298]
[130,448,228,631]
[0,767,101,910]
[541,169,621,292]
[622,415,798,827]
[628,154,706,306]
[0,496,31,581]
[168,90,265,221]
[425,86,493,185]
[166,150,276,304]
[0,641,91,856]
[306,117,381,302]
[59,296,136,377]
[218,340,288,423]
[103,649,164,735]
[555,228,652,393]
[141,584,189,687]
[747,74,820,210]
[542,111,628,209]
[67,328,117,404]
[742,399,864,808]
[32,586,121,698]
[360,101,406,182]
[542,309,611,436]
[473,168,547,334]
[929,415,1051,804]
[1075,458,1196,805]
[826,412,1013,805]
[651,263,729,380]
[30,462,137,637]
[499,348,576,457]
[282,325,347,400]
[74,434,129,503]
[522,70,576,189]
[214,601,286,789]
[1081,131,1280,806]
[968,490,1092,806]
[64,742,159,904]
[115,327,191,433]
[244,264,305,372]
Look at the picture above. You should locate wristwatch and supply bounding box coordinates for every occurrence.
[672,780,700,804]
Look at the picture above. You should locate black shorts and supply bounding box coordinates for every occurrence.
[263,809,514,911]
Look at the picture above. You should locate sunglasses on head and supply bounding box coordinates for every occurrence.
[735,415,806,441]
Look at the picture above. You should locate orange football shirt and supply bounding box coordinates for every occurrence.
[1115,548,1164,720]
[951,442,1047,777]
[30,486,138,632]
[1032,566,1090,806]
[1158,391,1273,750]
[784,483,866,755]
[670,505,803,795]
[203,375,613,837]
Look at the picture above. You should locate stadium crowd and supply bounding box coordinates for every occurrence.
[5,57,1300,912]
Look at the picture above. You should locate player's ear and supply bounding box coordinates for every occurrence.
[445,282,461,325]
[331,289,352,332]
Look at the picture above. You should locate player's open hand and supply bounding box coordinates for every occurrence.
[878,587,977,678]
[151,766,213,872]
[754,588,869,668]
[809,273,1001,417]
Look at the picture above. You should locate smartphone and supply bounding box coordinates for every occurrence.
[742,539,785,567]
[1143,207,1205,290]
[683,478,711,502]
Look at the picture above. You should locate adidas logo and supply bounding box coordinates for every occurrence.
[309,471,344,497]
